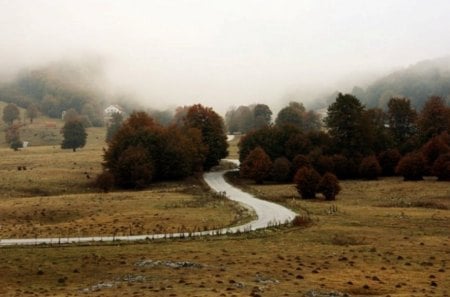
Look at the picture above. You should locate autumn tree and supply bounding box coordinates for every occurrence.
[396,152,426,181]
[325,93,370,156]
[26,103,39,123]
[240,146,272,184]
[432,153,450,181]
[61,119,87,152]
[359,155,382,180]
[103,111,206,188]
[421,132,450,170]
[2,103,20,125]
[417,96,450,142]
[318,173,341,200]
[294,167,321,199]
[183,104,228,170]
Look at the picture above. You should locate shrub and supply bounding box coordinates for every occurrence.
[271,157,291,182]
[293,167,321,199]
[318,172,341,200]
[240,146,272,184]
[396,152,426,181]
[378,149,401,176]
[359,155,382,180]
[95,171,115,193]
[432,153,450,181]
[291,215,312,227]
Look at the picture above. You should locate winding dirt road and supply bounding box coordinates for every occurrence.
[0,160,296,246]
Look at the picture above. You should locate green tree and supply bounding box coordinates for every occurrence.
[61,119,87,152]
[106,112,124,142]
[387,97,417,146]
[271,157,291,182]
[183,104,228,170]
[26,103,39,123]
[240,146,272,184]
[275,102,306,129]
[275,102,321,132]
[5,124,22,151]
[363,108,392,153]
[2,103,20,125]
[253,104,272,129]
[324,93,370,156]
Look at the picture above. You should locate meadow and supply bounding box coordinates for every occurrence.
[0,120,449,297]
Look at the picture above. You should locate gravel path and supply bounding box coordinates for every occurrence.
[0,160,296,246]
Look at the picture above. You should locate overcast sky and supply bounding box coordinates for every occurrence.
[1,0,450,112]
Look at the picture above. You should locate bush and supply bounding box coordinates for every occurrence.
[314,155,334,175]
[293,167,321,199]
[432,153,450,181]
[422,134,450,166]
[378,149,401,176]
[240,146,272,184]
[271,157,291,182]
[359,155,382,180]
[396,152,426,181]
[318,172,341,200]
[95,171,115,193]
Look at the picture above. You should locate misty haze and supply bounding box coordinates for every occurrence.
[0,1,449,296]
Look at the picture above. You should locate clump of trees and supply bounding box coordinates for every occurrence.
[225,103,272,134]
[101,104,228,189]
[237,94,450,194]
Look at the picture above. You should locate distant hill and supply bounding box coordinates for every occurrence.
[350,56,450,109]
[0,60,108,126]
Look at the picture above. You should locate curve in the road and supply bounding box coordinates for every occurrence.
[0,160,296,246]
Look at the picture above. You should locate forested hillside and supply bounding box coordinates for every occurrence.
[351,56,450,109]
[0,61,106,126]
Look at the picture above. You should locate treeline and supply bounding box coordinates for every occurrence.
[350,56,450,109]
[225,101,321,134]
[0,61,106,126]
[239,94,450,185]
[97,104,228,190]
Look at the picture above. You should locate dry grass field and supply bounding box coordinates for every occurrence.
[0,126,252,238]
[0,124,449,296]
